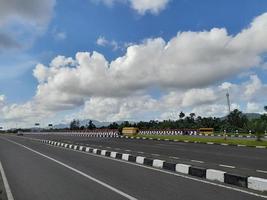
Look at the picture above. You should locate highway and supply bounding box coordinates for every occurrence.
[24,134,267,178]
[0,134,266,200]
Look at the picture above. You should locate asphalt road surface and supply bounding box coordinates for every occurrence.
[24,133,267,178]
[0,134,266,200]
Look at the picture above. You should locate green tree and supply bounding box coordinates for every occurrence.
[87,120,96,130]
[189,113,196,119]
[227,109,248,130]
[247,119,267,141]
[70,119,80,130]
[108,122,119,129]
[179,112,185,119]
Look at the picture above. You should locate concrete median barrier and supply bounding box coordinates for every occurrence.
[163,162,176,171]
[189,167,206,178]
[248,177,267,192]
[206,169,225,182]
[136,156,145,164]
[176,164,191,174]
[152,159,164,168]
[224,173,248,188]
[122,154,130,161]
[110,152,117,158]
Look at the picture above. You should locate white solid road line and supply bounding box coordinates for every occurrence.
[3,138,137,200]
[4,136,267,199]
[0,161,14,200]
[219,164,236,169]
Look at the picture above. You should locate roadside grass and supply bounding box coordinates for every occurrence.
[135,134,267,147]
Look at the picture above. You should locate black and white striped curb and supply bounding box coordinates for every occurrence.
[25,132,119,138]
[40,139,267,193]
[120,135,267,149]
[139,130,267,139]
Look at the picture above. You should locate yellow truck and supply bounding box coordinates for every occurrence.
[122,127,139,136]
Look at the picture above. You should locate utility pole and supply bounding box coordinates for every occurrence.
[226,92,231,114]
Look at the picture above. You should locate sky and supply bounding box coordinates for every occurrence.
[0,0,267,128]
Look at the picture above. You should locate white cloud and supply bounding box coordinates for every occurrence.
[96,36,119,50]
[181,88,217,107]
[130,0,170,14]
[77,95,157,121]
[191,103,240,118]
[31,13,267,112]
[244,75,262,97]
[2,13,267,126]
[92,0,170,14]
[0,95,5,107]
[54,32,66,41]
[96,36,109,46]
[246,102,263,113]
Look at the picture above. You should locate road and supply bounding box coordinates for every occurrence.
[0,134,266,200]
[24,133,267,178]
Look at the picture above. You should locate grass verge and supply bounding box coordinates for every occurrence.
[135,134,267,147]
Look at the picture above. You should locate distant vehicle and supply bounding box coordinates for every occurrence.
[122,127,139,136]
[199,128,214,135]
[17,131,24,136]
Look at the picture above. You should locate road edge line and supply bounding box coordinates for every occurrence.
[0,161,14,200]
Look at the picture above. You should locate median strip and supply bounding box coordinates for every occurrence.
[119,135,267,149]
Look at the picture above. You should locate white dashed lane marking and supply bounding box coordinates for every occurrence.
[219,164,236,169]
[191,160,204,164]
[256,170,267,174]
[169,156,180,160]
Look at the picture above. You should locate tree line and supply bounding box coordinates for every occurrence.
[70,107,267,137]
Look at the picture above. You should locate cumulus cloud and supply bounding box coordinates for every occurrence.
[2,13,267,126]
[92,0,170,14]
[246,102,263,113]
[244,75,262,97]
[77,95,158,121]
[0,95,5,106]
[181,88,218,107]
[31,13,267,112]
[1,102,48,122]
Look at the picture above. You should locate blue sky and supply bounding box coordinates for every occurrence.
[0,0,267,128]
